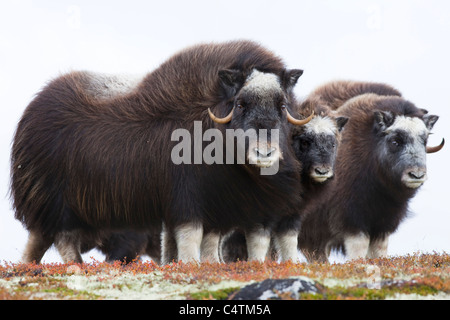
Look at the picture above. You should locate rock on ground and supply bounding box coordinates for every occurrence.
[231,277,320,300]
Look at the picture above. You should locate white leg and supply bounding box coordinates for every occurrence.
[344,232,370,260]
[245,227,271,262]
[368,236,389,259]
[175,223,203,263]
[200,231,221,263]
[274,231,299,262]
[54,231,83,263]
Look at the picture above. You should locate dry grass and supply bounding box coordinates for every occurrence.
[0,252,448,300]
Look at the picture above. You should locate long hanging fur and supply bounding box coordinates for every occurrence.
[10,40,303,262]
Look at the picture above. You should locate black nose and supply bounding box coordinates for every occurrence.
[254,147,277,158]
[315,168,330,175]
[408,170,426,180]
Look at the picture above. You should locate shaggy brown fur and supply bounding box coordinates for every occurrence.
[11,40,305,263]
[307,80,402,110]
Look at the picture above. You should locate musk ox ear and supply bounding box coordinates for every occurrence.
[374,110,395,132]
[281,69,304,90]
[419,108,429,115]
[422,114,439,131]
[336,117,349,132]
[218,69,246,97]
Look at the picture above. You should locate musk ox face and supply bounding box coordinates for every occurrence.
[209,68,312,170]
[232,70,288,168]
[292,115,348,182]
[374,111,439,189]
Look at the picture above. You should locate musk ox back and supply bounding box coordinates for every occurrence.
[307,80,402,109]
[11,40,310,264]
[298,90,443,262]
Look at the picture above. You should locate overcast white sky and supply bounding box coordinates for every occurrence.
[0,0,448,264]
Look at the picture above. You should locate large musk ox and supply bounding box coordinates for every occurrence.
[220,90,349,262]
[11,40,312,264]
[298,81,444,262]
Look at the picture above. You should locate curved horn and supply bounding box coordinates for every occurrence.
[426,138,445,154]
[286,109,314,126]
[208,107,234,124]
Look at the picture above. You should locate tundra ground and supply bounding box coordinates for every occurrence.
[0,252,448,300]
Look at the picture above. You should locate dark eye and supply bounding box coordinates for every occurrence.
[391,138,401,147]
[281,104,287,110]
[236,101,244,109]
[301,140,310,148]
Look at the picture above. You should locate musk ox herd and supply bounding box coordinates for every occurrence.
[10,40,444,265]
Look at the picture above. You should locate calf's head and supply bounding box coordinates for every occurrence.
[209,68,313,170]
[292,112,348,183]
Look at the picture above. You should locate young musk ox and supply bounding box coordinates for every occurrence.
[75,230,161,264]
[297,82,444,262]
[220,94,349,262]
[11,40,313,264]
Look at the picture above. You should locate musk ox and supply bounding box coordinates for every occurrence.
[89,231,161,264]
[55,230,161,264]
[298,82,443,262]
[11,40,312,264]
[220,94,349,262]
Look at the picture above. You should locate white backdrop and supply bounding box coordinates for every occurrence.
[0,0,448,263]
